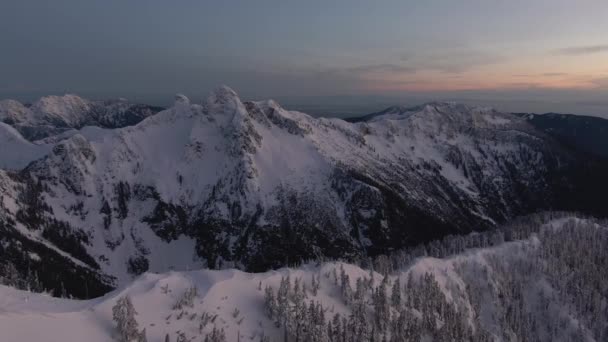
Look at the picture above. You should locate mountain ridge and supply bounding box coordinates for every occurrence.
[0,94,163,141]
[1,86,607,299]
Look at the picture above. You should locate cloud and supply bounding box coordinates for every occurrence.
[591,76,608,88]
[554,44,608,55]
[311,63,415,83]
[501,82,545,89]
[317,63,416,77]
[513,73,567,77]
[542,72,567,77]
[345,64,416,74]
[208,48,505,97]
[400,50,504,74]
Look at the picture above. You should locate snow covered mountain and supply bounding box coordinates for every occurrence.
[1,214,607,342]
[1,86,607,299]
[0,123,52,170]
[0,95,163,140]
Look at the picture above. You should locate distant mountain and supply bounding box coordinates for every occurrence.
[515,112,608,159]
[1,88,607,299]
[343,105,415,123]
[0,95,163,140]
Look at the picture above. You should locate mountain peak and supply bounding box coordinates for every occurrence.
[0,99,32,124]
[30,94,92,127]
[174,93,190,106]
[208,85,239,102]
[206,85,245,115]
[417,101,496,115]
[347,101,502,125]
[33,94,89,109]
[0,98,25,109]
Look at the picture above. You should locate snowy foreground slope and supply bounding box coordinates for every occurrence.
[1,214,607,342]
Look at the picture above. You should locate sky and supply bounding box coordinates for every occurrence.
[1,0,607,117]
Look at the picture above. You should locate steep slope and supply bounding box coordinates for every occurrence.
[3,87,607,297]
[1,215,606,342]
[0,170,115,298]
[516,112,608,159]
[0,123,52,170]
[0,95,163,140]
[0,99,39,125]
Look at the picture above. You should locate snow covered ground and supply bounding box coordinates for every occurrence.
[0,264,350,342]
[0,123,52,170]
[1,215,606,342]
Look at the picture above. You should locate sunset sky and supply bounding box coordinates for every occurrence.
[1,0,607,115]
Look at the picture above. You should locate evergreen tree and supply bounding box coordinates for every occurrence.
[277,276,291,327]
[112,295,144,342]
[264,285,276,319]
[374,275,390,333]
[390,277,401,308]
[203,326,226,342]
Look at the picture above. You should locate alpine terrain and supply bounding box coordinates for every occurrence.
[5,1,608,340]
[2,214,608,341]
[1,86,607,302]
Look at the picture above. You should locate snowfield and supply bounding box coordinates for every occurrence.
[0,123,52,170]
[1,215,607,342]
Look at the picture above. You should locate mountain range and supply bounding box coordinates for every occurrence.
[1,86,607,298]
[0,95,163,142]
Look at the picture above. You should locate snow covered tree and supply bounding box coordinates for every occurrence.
[339,265,352,304]
[173,285,198,310]
[175,332,187,342]
[0,262,21,288]
[373,275,390,332]
[290,278,308,341]
[112,295,145,342]
[276,275,291,327]
[390,277,401,308]
[139,328,147,342]
[203,326,226,342]
[264,285,276,319]
[311,273,321,296]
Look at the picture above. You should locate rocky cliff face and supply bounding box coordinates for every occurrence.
[1,87,606,297]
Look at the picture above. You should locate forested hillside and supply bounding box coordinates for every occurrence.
[2,213,607,341]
